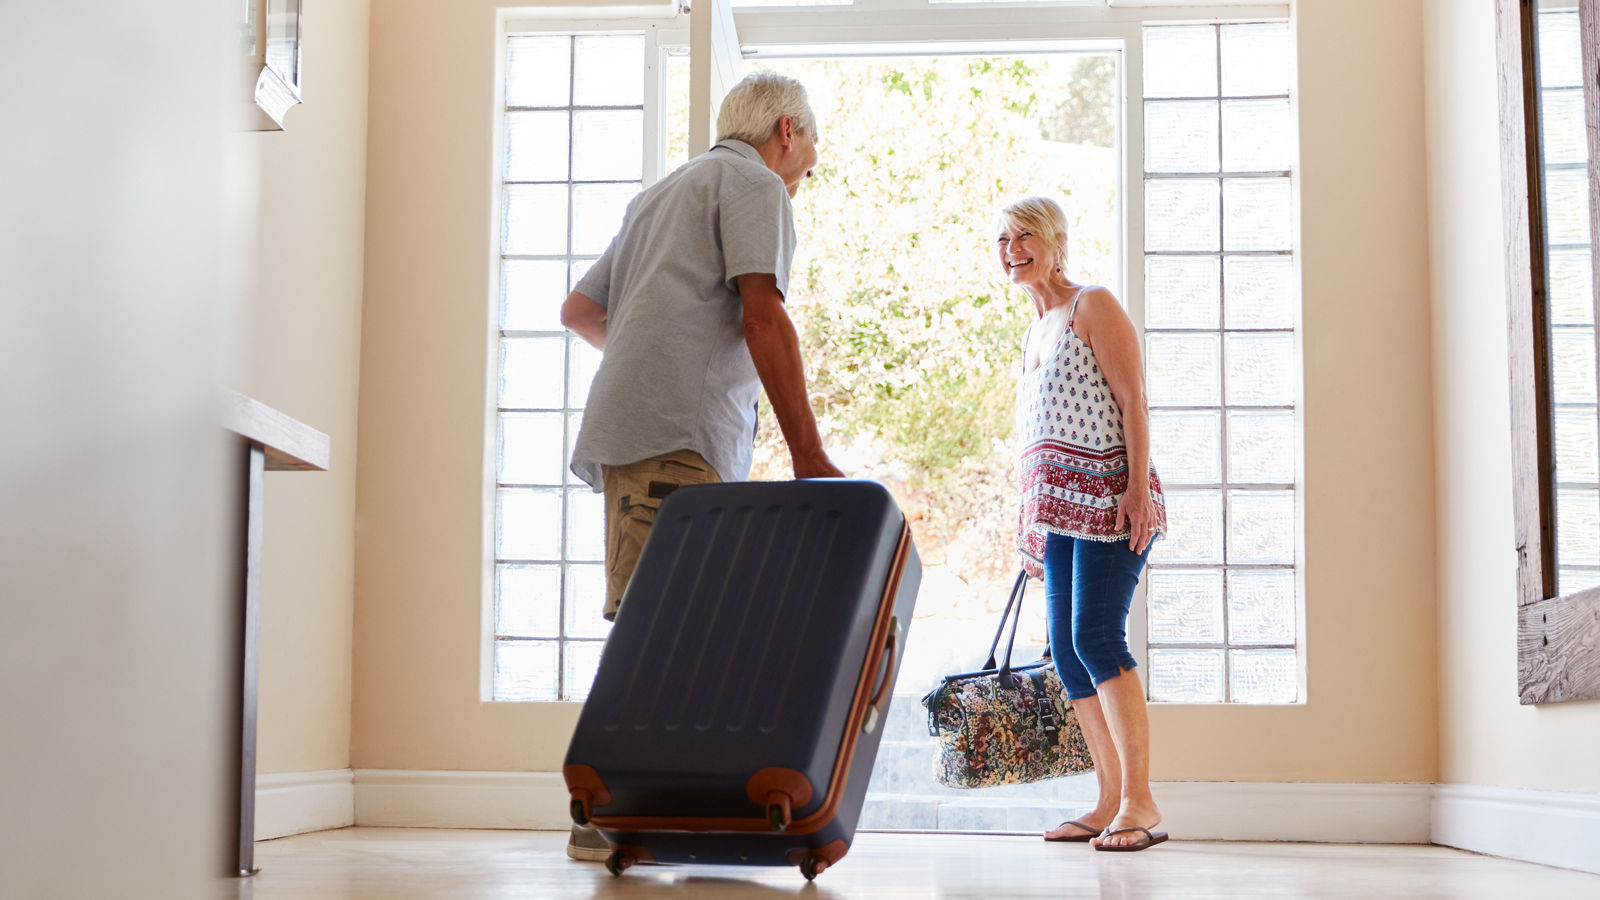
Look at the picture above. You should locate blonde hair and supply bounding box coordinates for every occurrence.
[716,72,816,145]
[997,196,1070,271]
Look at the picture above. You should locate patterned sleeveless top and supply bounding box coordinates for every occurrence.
[1017,290,1167,577]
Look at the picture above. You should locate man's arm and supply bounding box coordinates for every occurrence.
[560,291,607,350]
[735,273,842,479]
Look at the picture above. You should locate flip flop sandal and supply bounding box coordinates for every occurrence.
[1043,819,1102,843]
[1093,826,1169,852]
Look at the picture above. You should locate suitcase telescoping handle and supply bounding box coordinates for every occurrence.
[860,616,901,736]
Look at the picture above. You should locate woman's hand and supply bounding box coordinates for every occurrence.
[1116,481,1160,555]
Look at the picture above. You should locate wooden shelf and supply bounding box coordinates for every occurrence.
[223,391,330,472]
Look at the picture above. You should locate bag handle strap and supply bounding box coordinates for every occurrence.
[982,570,1029,671]
[997,571,1029,683]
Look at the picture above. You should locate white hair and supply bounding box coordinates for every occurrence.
[716,72,816,146]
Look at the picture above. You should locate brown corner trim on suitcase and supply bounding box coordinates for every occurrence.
[584,523,914,835]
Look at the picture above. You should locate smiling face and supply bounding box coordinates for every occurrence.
[996,220,1063,287]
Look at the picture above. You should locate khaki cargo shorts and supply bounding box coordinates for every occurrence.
[600,449,721,620]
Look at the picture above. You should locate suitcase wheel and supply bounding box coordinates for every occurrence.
[569,798,589,827]
[767,802,787,831]
[800,855,826,881]
[605,851,634,877]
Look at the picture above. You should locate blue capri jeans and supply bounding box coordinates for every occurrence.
[1044,531,1153,700]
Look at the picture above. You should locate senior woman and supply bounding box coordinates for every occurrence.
[1000,196,1169,852]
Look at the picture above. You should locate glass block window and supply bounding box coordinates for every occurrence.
[1536,4,1600,596]
[493,33,646,701]
[1142,23,1300,703]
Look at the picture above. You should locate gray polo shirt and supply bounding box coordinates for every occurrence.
[569,140,797,489]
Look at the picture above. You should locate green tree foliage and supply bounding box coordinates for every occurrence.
[740,54,1119,580]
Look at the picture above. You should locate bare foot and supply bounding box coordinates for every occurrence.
[1090,799,1162,849]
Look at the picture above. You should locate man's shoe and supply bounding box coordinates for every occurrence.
[566,824,611,862]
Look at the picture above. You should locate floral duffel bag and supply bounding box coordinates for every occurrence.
[920,571,1093,789]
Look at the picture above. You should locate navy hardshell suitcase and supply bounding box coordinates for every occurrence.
[563,479,921,881]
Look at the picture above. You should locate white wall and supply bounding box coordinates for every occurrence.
[0,5,238,895]
[1424,0,1600,793]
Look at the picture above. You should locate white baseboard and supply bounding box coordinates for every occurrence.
[1155,781,1433,843]
[353,769,573,830]
[1431,783,1600,875]
[265,770,1597,875]
[341,772,1432,841]
[255,769,354,840]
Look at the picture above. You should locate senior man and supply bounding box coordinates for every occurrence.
[559,72,842,861]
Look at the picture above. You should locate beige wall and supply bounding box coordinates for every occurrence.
[247,0,373,775]
[353,0,1440,780]
[1151,0,1439,782]
[1424,0,1600,792]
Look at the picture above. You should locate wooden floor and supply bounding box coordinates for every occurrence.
[235,828,1600,899]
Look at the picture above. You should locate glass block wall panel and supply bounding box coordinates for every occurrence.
[1148,569,1224,643]
[1145,179,1221,252]
[493,32,647,700]
[1144,27,1219,99]
[1145,101,1220,174]
[1539,5,1600,595]
[1146,256,1221,329]
[1144,23,1300,702]
[1148,649,1226,702]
